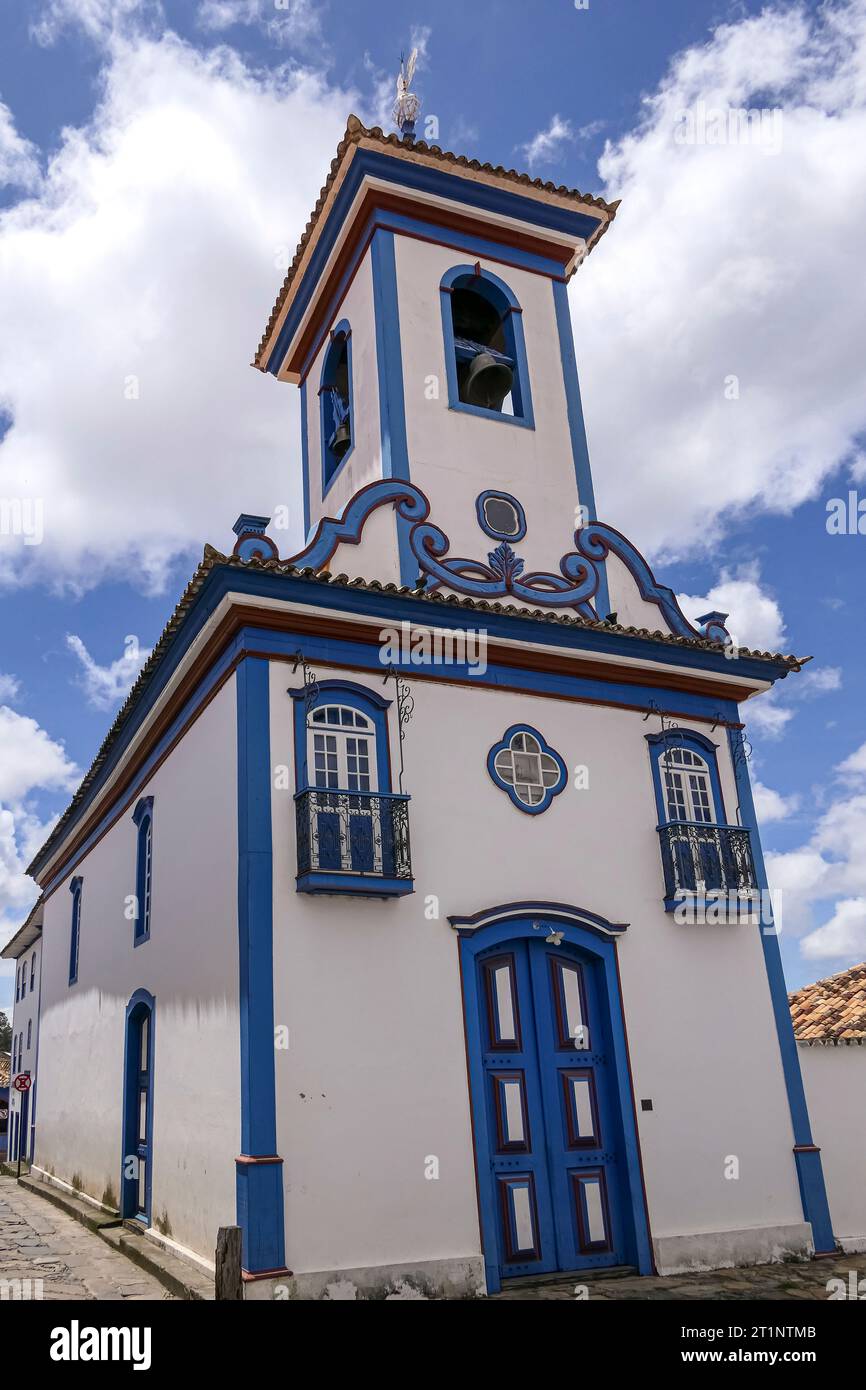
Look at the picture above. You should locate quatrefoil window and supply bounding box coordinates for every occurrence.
[487,725,567,814]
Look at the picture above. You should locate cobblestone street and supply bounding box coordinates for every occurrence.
[493,1255,862,1300]
[0,1176,173,1301]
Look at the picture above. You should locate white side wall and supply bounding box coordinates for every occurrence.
[799,1042,866,1250]
[33,681,240,1262]
[270,659,806,1287]
[7,938,41,1158]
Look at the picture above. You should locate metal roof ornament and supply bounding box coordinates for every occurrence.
[393,48,421,137]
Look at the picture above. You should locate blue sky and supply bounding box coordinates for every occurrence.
[1,0,865,1014]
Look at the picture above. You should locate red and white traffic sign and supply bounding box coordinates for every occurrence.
[12,1073,31,1093]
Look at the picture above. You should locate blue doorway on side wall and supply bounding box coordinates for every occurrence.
[121,989,155,1225]
[455,906,653,1293]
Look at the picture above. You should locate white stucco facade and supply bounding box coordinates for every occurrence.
[799,1043,866,1252]
[30,681,241,1264]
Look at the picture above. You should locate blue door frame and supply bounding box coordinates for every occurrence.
[453,904,653,1293]
[121,989,155,1224]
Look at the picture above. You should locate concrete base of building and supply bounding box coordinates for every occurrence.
[837,1234,866,1254]
[243,1254,487,1300]
[653,1221,814,1275]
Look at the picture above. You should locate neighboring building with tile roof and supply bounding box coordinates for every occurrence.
[794,965,866,1252]
[11,107,841,1296]
[790,963,866,1043]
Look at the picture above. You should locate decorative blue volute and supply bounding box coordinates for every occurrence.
[232,513,278,562]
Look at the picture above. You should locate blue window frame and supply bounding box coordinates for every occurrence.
[26,1019,31,1050]
[319,319,354,497]
[132,796,154,946]
[440,265,535,429]
[68,876,82,985]
[15,968,19,1002]
[289,679,413,897]
[646,730,725,829]
[29,953,35,992]
[487,725,567,815]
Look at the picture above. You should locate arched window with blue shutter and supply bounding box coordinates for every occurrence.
[132,797,154,946]
[68,876,83,985]
[319,320,354,495]
[646,731,738,907]
[440,265,534,428]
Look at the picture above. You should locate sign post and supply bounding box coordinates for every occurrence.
[12,1074,31,1180]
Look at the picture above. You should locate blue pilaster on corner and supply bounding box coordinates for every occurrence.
[552,278,610,620]
[371,228,416,587]
[236,655,286,1274]
[727,730,836,1254]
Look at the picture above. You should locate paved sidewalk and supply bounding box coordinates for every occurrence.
[0,1176,173,1301]
[493,1254,861,1300]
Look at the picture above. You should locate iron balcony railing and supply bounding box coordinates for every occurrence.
[295,788,412,886]
[657,821,757,900]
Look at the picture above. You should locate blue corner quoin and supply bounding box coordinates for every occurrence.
[727,729,835,1254]
[236,655,287,1275]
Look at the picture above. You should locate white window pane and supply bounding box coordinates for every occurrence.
[561,967,590,1049]
[511,1184,534,1251]
[493,965,516,1042]
[502,1080,524,1143]
[583,1178,606,1244]
[571,1077,594,1138]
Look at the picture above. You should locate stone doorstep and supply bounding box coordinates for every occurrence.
[16,1175,214,1302]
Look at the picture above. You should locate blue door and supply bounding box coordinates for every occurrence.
[121,993,154,1224]
[473,936,627,1283]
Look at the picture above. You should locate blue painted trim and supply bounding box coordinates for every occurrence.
[296,871,414,897]
[726,729,835,1253]
[68,877,82,985]
[131,796,153,947]
[320,319,355,500]
[291,679,392,794]
[475,490,527,542]
[120,988,155,1225]
[645,729,726,826]
[439,264,535,429]
[265,149,604,373]
[236,656,286,1273]
[552,279,609,618]
[487,724,567,815]
[458,913,653,1292]
[449,900,628,937]
[371,230,415,587]
[300,380,311,541]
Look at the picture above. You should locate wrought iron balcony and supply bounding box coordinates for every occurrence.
[657,821,758,911]
[295,788,413,897]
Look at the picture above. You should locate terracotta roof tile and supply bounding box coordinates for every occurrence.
[789,963,866,1042]
[253,115,619,370]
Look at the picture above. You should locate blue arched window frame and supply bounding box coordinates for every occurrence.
[290,680,393,795]
[645,730,726,828]
[132,796,154,947]
[319,319,354,498]
[68,876,82,986]
[29,952,35,992]
[440,264,535,429]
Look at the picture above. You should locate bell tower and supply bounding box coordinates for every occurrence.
[254,111,617,592]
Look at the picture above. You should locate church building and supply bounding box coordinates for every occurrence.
[8,108,838,1297]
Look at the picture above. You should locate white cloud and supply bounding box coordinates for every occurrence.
[0,101,42,191]
[31,0,163,46]
[836,738,866,778]
[0,28,356,593]
[520,115,573,168]
[196,0,323,48]
[0,675,21,702]
[801,896,866,960]
[0,707,80,954]
[798,666,843,696]
[752,778,800,823]
[66,633,151,710]
[743,696,794,740]
[578,0,866,559]
[678,562,787,652]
